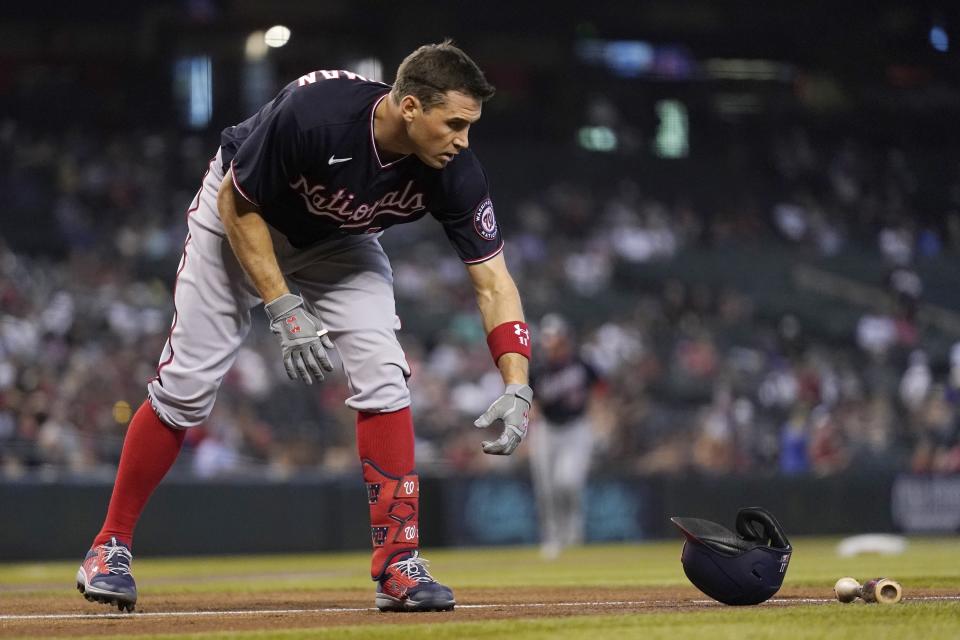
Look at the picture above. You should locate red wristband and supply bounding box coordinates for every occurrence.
[487,321,531,364]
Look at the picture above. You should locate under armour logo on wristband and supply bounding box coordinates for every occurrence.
[488,321,532,363]
[514,324,530,346]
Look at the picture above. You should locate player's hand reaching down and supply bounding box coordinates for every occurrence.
[264,293,335,384]
[474,384,534,455]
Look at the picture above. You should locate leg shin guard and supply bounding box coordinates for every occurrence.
[363,460,419,579]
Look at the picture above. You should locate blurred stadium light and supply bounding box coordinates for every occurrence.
[173,56,213,129]
[264,25,291,48]
[350,57,384,83]
[576,38,695,80]
[245,31,268,61]
[653,100,688,158]
[929,24,949,52]
[577,126,617,151]
[703,58,793,82]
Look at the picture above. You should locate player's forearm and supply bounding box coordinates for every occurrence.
[495,353,529,386]
[473,276,528,385]
[218,175,289,303]
[469,253,524,331]
[474,276,523,331]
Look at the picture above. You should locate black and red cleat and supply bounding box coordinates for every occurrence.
[76,537,137,613]
[376,552,455,612]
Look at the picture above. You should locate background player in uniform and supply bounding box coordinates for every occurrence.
[529,314,603,559]
[75,41,533,613]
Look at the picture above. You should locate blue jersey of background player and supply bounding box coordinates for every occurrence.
[531,346,600,426]
[220,70,503,262]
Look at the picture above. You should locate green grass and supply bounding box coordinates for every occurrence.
[59,604,960,640]
[1,537,958,639]
[2,537,959,593]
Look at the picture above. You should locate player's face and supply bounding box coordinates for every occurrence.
[404,91,482,169]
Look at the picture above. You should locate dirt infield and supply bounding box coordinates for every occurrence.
[1,586,956,639]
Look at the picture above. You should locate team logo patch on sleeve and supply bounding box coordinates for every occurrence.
[473,199,498,241]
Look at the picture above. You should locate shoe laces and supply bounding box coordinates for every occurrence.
[100,537,133,576]
[389,552,435,584]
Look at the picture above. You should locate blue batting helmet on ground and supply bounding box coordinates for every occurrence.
[671,506,792,606]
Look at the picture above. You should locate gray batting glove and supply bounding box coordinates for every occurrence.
[264,293,335,385]
[474,384,534,455]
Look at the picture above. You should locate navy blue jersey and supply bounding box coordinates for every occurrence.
[220,70,503,263]
[530,358,600,426]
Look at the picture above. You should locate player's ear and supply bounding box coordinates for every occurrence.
[399,95,421,123]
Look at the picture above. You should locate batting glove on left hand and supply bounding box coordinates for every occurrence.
[474,384,534,455]
[264,293,335,385]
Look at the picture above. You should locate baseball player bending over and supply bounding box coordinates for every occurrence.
[76,41,533,613]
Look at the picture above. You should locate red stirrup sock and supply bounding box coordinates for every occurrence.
[357,407,418,579]
[92,400,186,548]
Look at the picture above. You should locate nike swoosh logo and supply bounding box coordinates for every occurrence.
[328,155,352,165]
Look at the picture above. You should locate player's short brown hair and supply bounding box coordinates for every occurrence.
[392,40,495,111]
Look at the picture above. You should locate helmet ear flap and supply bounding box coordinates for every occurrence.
[735,507,790,549]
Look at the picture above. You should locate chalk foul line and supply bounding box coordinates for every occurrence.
[1,596,958,621]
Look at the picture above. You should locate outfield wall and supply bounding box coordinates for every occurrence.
[1,473,956,561]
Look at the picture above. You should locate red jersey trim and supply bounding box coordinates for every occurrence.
[370,93,411,170]
[151,154,217,385]
[462,241,505,265]
[229,160,261,207]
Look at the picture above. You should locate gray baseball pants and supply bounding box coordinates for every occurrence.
[147,149,411,428]
[530,415,594,550]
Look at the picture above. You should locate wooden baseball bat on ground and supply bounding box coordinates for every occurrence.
[834,577,903,604]
[861,578,903,604]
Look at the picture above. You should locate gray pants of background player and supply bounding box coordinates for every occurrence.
[530,415,593,556]
[147,149,411,429]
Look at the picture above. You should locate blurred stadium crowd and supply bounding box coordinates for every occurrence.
[1,117,959,480]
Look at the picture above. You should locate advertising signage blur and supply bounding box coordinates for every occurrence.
[576,38,696,80]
